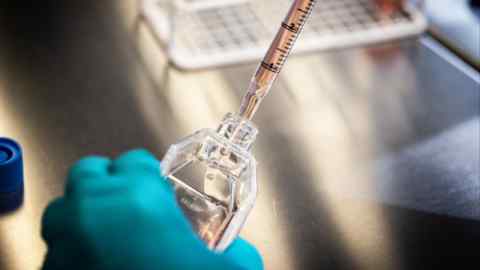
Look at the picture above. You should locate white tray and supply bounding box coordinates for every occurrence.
[142,0,428,70]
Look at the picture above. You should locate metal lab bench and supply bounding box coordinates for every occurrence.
[0,2,478,270]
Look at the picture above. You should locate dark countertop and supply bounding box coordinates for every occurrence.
[0,1,478,269]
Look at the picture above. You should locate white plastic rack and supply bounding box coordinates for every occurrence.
[142,0,427,69]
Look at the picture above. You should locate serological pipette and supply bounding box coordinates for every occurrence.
[161,0,318,251]
[239,0,318,119]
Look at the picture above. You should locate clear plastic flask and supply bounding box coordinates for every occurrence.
[161,113,258,251]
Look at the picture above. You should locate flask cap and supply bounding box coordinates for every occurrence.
[0,138,24,212]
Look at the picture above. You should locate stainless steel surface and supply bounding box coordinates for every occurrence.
[426,0,480,68]
[0,1,479,270]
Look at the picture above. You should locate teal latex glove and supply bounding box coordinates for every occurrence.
[41,149,263,270]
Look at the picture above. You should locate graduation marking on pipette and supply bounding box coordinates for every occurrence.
[239,0,318,120]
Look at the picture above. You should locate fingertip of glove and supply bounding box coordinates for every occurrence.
[66,156,112,196]
[68,156,111,179]
[224,238,264,270]
[110,149,160,174]
[116,149,158,163]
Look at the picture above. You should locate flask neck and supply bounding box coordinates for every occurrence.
[216,113,258,150]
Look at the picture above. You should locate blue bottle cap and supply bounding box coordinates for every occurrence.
[0,138,24,212]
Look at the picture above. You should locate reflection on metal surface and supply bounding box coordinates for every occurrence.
[135,16,480,266]
[421,37,480,83]
[281,57,397,269]
[0,82,47,270]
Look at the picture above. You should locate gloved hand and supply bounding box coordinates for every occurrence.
[41,149,263,270]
